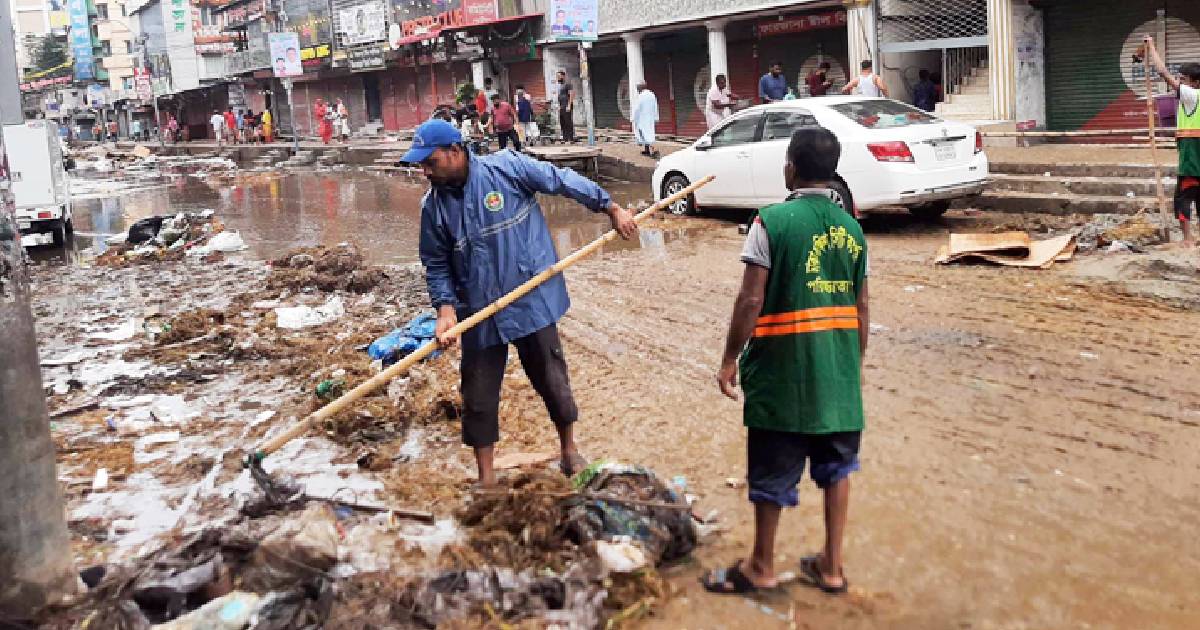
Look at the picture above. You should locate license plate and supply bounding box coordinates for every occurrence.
[935,144,956,161]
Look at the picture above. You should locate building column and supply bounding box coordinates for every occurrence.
[622,32,644,116]
[471,60,490,90]
[846,1,877,73]
[705,19,729,85]
[988,0,1016,120]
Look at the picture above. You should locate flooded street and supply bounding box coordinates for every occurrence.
[39,170,668,266]
[27,165,1200,629]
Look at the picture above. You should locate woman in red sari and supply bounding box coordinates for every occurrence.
[314,98,333,144]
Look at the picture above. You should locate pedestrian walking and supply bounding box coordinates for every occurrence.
[92,122,102,141]
[224,108,238,144]
[555,70,575,142]
[166,114,179,143]
[210,110,226,146]
[243,110,258,143]
[131,118,142,142]
[705,126,869,596]
[406,118,637,487]
[235,109,246,142]
[490,93,521,151]
[515,85,539,145]
[842,60,888,97]
[106,119,118,141]
[632,82,659,157]
[336,98,351,141]
[706,73,737,129]
[806,61,833,97]
[315,98,333,144]
[759,61,788,104]
[1143,35,1200,246]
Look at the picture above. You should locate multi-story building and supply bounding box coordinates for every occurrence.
[95,0,140,99]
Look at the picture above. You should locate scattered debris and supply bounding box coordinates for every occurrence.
[275,295,346,329]
[936,232,1076,268]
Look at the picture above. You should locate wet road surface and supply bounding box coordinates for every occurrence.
[32,170,685,266]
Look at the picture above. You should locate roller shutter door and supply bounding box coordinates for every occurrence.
[727,39,760,112]
[381,68,422,131]
[642,53,676,135]
[508,60,546,101]
[1045,0,1200,131]
[591,53,630,131]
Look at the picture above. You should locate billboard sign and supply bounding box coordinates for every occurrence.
[269,32,303,77]
[339,1,387,46]
[134,68,153,101]
[461,0,497,26]
[67,0,94,80]
[548,0,597,41]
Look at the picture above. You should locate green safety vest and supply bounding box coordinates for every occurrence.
[739,194,867,434]
[1179,87,1200,176]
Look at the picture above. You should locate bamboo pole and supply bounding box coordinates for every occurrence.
[250,175,715,462]
[1142,57,1173,241]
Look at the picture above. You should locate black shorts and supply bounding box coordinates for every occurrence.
[459,324,578,447]
[1175,177,1199,222]
[746,428,861,507]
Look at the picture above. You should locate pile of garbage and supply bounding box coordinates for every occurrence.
[96,210,248,266]
[40,462,699,629]
[268,244,384,294]
[1074,212,1174,253]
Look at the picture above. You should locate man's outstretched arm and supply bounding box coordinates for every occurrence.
[513,153,637,238]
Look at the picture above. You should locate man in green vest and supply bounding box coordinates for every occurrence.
[1144,35,1200,247]
[704,127,869,595]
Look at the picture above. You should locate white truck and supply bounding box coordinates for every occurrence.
[2,120,72,247]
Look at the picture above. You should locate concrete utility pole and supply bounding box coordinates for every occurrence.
[577,42,595,146]
[0,0,79,618]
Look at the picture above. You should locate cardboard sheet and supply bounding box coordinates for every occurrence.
[936,233,1076,268]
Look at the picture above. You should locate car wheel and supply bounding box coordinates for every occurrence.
[909,200,950,220]
[828,179,855,217]
[662,174,695,216]
[52,221,67,246]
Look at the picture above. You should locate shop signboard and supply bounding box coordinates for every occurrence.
[67,0,93,79]
[347,46,386,71]
[134,68,153,101]
[339,0,388,46]
[548,0,597,41]
[461,0,497,26]
[755,10,847,38]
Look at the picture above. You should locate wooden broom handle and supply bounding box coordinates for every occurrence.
[252,174,715,460]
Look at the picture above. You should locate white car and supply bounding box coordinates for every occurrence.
[652,96,988,219]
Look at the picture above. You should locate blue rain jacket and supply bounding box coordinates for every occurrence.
[418,149,613,350]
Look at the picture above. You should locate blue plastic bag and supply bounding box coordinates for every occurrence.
[368,312,440,367]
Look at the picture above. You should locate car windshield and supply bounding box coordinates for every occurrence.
[828,100,939,129]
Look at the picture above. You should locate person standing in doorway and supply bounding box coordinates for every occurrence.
[490,93,521,151]
[1144,35,1200,246]
[210,110,225,146]
[842,60,888,97]
[166,113,179,143]
[806,61,833,97]
[706,73,738,129]
[315,98,333,144]
[556,70,575,142]
[632,82,659,157]
[515,85,537,145]
[705,126,869,596]
[336,98,351,142]
[759,61,788,104]
[913,69,937,112]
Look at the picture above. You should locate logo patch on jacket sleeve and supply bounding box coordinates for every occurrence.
[483,191,505,212]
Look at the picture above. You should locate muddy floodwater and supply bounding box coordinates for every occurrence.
[39,170,690,265]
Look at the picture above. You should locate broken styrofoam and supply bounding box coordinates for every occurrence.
[275,296,346,329]
[595,539,649,573]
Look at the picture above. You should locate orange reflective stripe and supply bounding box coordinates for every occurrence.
[1179,129,1200,138]
[756,305,858,326]
[753,317,859,337]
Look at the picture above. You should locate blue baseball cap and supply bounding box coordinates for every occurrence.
[400,119,463,163]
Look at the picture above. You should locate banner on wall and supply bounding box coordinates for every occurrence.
[339,1,388,46]
[755,10,847,38]
[548,0,597,41]
[269,32,304,77]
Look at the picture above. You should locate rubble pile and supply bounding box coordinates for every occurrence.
[268,244,385,293]
[96,210,247,267]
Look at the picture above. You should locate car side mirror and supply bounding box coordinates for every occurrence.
[695,136,713,150]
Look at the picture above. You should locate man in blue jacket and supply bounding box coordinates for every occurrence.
[406,119,637,486]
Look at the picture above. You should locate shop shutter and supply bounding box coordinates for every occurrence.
[726,39,760,115]
[1044,0,1200,131]
[508,60,546,101]
[643,54,676,135]
[671,45,710,138]
[755,13,849,102]
[591,53,630,131]
[381,68,423,131]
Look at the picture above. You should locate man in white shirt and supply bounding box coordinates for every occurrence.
[706,73,738,129]
[209,110,225,146]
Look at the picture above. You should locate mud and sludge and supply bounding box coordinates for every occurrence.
[25,164,1200,628]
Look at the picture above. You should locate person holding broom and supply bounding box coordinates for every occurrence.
[408,119,637,486]
[1143,35,1200,247]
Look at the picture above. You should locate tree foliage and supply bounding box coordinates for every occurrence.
[33,36,69,74]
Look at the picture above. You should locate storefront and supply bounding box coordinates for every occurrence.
[590,5,849,138]
[1044,0,1200,131]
